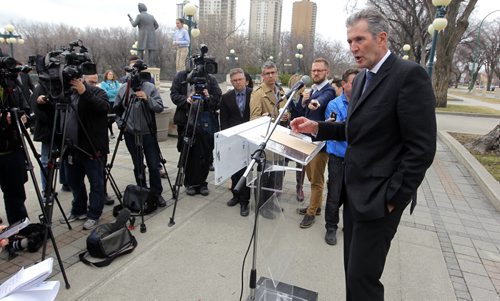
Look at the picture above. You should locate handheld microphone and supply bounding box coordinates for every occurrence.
[280,75,311,102]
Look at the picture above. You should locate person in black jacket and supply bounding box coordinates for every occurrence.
[170,71,221,196]
[291,8,436,300]
[220,68,252,216]
[60,74,110,230]
[0,83,29,225]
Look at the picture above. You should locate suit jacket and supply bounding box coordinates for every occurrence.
[292,83,336,121]
[316,53,437,221]
[220,87,252,130]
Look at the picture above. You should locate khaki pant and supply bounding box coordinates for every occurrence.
[176,47,188,72]
[305,151,329,216]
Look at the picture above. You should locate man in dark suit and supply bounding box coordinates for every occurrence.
[290,8,437,301]
[220,68,252,216]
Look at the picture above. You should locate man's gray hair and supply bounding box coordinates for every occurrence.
[229,68,245,78]
[346,8,390,39]
[261,61,277,73]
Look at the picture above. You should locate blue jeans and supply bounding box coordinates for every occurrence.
[124,132,163,196]
[66,154,105,220]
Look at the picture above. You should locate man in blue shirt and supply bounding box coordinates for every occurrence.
[173,18,190,72]
[324,68,358,245]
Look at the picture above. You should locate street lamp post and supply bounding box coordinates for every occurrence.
[427,0,452,78]
[284,59,292,74]
[468,9,500,92]
[0,24,25,57]
[183,3,200,68]
[225,49,238,71]
[402,44,411,60]
[295,43,303,74]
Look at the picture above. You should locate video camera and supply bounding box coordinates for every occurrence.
[0,54,32,107]
[32,39,96,101]
[186,44,218,95]
[123,59,151,92]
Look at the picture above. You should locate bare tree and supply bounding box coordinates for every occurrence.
[367,0,433,67]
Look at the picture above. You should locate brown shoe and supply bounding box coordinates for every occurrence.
[296,207,321,216]
[300,214,315,228]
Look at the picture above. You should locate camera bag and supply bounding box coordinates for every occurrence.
[123,184,158,215]
[79,209,137,267]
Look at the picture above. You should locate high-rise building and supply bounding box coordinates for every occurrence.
[249,0,283,49]
[291,0,317,50]
[199,0,236,37]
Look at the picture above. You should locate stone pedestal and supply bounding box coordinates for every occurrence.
[147,67,161,91]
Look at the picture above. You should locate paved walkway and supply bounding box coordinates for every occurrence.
[0,85,499,300]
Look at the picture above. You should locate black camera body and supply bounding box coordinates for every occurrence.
[33,40,96,101]
[186,44,218,95]
[0,54,32,109]
[124,60,151,92]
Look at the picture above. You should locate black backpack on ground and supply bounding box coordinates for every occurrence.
[79,209,137,267]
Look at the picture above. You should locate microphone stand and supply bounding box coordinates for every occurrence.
[234,88,299,300]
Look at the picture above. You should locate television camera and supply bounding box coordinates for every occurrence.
[123,59,151,91]
[186,44,218,96]
[32,39,96,101]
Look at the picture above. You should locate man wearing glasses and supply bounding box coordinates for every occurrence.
[249,61,286,219]
[294,58,336,228]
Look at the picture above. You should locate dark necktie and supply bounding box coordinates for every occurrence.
[237,93,245,116]
[362,71,375,95]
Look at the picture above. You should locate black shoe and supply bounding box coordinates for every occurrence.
[157,195,167,207]
[104,194,115,205]
[186,186,197,196]
[61,184,71,192]
[240,204,249,217]
[296,207,321,216]
[325,229,337,245]
[227,197,239,207]
[199,186,209,196]
[259,208,275,219]
[300,214,315,228]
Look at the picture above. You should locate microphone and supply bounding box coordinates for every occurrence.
[280,75,311,102]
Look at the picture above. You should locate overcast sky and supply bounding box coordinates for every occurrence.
[1,0,498,45]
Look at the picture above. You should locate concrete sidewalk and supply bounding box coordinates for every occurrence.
[45,134,499,301]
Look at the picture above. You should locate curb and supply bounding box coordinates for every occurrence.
[436,111,500,118]
[438,131,500,211]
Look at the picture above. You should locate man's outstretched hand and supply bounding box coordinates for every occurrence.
[290,117,319,135]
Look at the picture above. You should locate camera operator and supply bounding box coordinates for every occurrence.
[0,70,29,225]
[31,83,72,193]
[114,60,164,203]
[170,64,221,196]
[61,74,109,230]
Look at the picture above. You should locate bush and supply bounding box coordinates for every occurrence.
[279,73,292,87]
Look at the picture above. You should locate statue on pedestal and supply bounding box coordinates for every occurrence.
[128,3,159,67]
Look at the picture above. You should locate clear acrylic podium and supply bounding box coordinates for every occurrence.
[214,117,324,301]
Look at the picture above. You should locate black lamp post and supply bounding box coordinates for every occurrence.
[295,43,303,74]
[225,49,238,71]
[183,3,200,68]
[427,0,451,78]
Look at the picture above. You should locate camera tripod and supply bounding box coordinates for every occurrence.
[8,106,72,289]
[168,94,204,227]
[109,81,175,232]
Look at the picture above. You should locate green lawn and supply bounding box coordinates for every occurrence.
[436,104,500,115]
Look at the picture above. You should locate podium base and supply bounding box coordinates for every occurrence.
[248,277,318,301]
